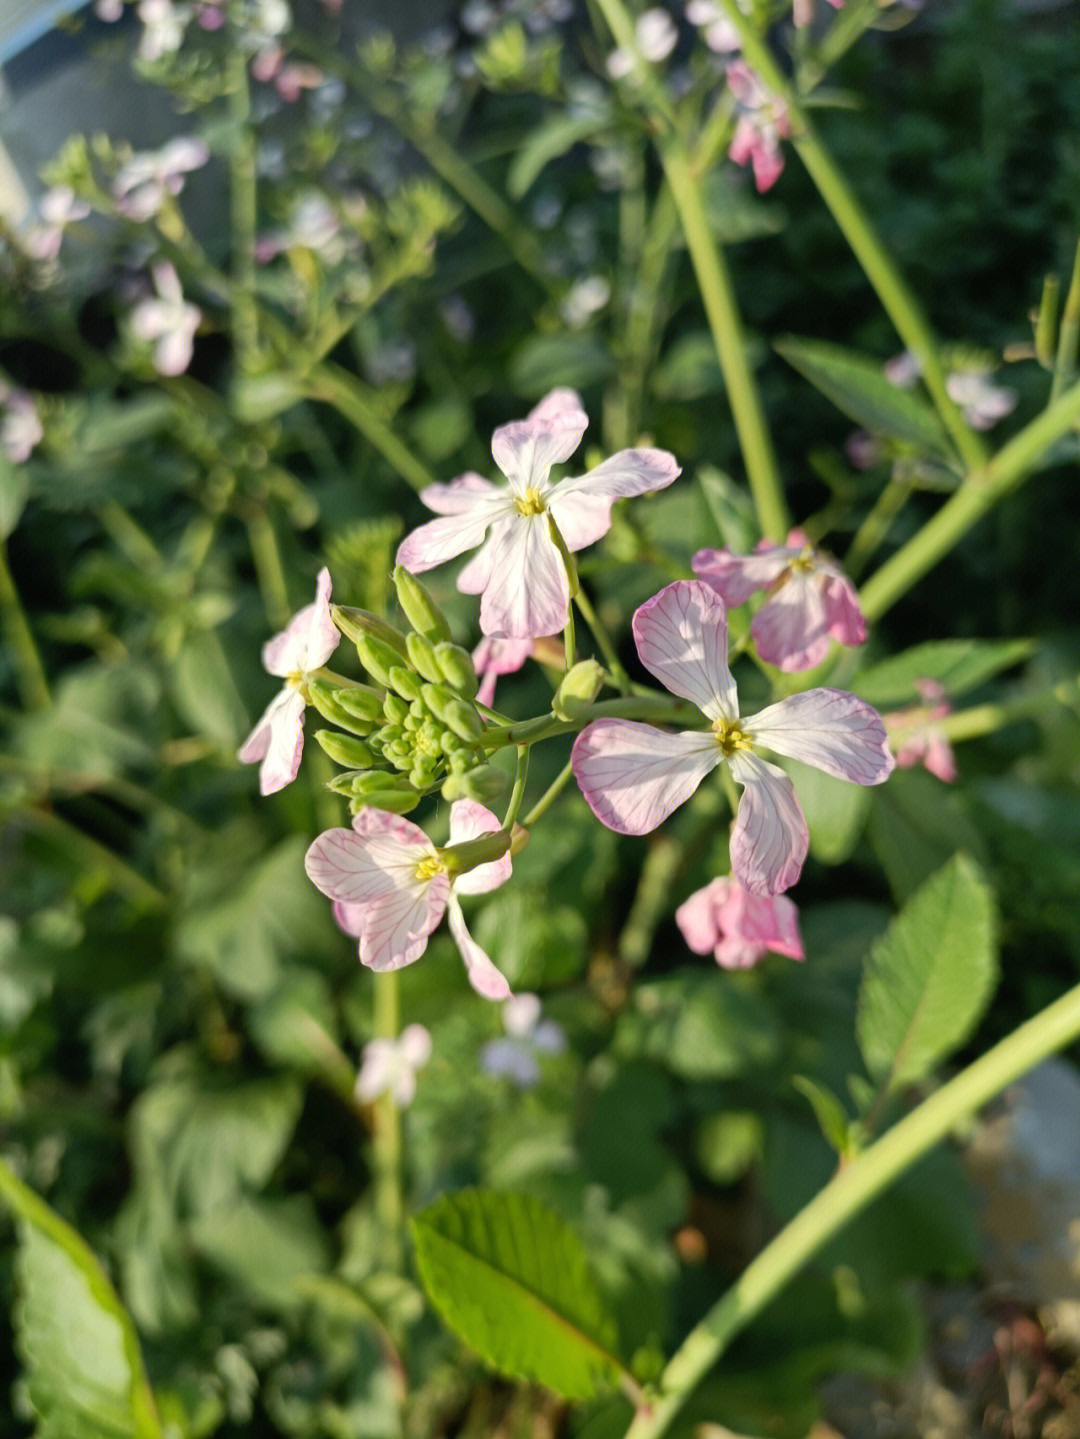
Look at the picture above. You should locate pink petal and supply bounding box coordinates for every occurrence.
[304,814,434,904]
[746,689,895,785]
[922,733,958,784]
[238,687,306,794]
[751,573,832,672]
[457,521,511,594]
[529,389,587,423]
[490,399,588,493]
[820,572,867,648]
[478,516,570,639]
[400,1024,434,1066]
[332,899,365,937]
[632,581,738,721]
[449,800,513,895]
[446,894,512,1000]
[396,503,504,575]
[552,446,681,506]
[262,567,340,676]
[716,883,804,963]
[572,719,722,835]
[359,876,449,972]
[675,876,731,954]
[692,546,793,606]
[418,473,503,514]
[728,751,809,895]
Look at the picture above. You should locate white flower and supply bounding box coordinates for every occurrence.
[355,1025,432,1106]
[129,263,202,376]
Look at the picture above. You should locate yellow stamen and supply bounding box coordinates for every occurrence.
[415,854,446,882]
[513,487,547,516]
[712,716,754,756]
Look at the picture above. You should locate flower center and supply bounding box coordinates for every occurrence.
[712,717,754,756]
[415,854,446,882]
[513,487,547,517]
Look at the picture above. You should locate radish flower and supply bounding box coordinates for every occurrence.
[727,62,790,193]
[884,678,957,783]
[308,802,513,999]
[396,389,680,639]
[693,528,866,672]
[355,1025,432,1107]
[676,875,803,969]
[572,581,893,894]
[238,566,340,794]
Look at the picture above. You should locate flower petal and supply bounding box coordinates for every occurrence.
[238,687,306,794]
[396,504,503,574]
[262,567,340,676]
[632,580,738,721]
[446,893,512,1000]
[545,490,614,552]
[572,719,721,834]
[479,515,570,638]
[359,873,449,971]
[304,812,434,904]
[728,751,809,895]
[418,473,503,515]
[751,573,832,672]
[717,883,804,962]
[491,397,588,493]
[692,544,793,606]
[457,520,511,594]
[747,689,895,785]
[821,572,868,649]
[449,800,513,895]
[675,876,730,955]
[551,446,680,506]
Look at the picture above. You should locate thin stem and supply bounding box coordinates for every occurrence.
[305,364,437,493]
[502,746,530,831]
[715,0,987,475]
[371,969,404,1274]
[480,691,694,750]
[227,48,260,364]
[0,538,51,709]
[575,587,631,693]
[563,604,577,674]
[624,978,1080,1439]
[244,507,292,630]
[860,376,1080,622]
[1050,239,1080,404]
[521,759,575,828]
[843,472,914,580]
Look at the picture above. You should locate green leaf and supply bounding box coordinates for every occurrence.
[791,1075,854,1157]
[411,1189,625,1399]
[189,1194,331,1312]
[0,469,29,539]
[616,970,781,1080]
[509,335,615,399]
[0,1159,161,1439]
[866,767,988,900]
[508,111,605,197]
[651,333,725,401]
[782,755,871,865]
[856,854,999,1093]
[851,637,1034,707]
[775,337,950,451]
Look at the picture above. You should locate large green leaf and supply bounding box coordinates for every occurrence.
[866,767,988,901]
[616,969,781,1079]
[856,854,999,1094]
[782,755,872,865]
[411,1189,625,1399]
[775,336,950,451]
[850,637,1033,707]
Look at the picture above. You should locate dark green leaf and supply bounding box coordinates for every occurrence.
[851,638,1034,707]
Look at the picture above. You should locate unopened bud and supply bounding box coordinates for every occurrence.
[356,632,410,689]
[460,763,508,805]
[331,604,409,655]
[422,683,484,743]
[393,565,452,642]
[405,631,444,684]
[434,642,479,699]
[314,730,375,769]
[388,665,424,704]
[382,692,410,725]
[349,788,420,816]
[345,770,417,799]
[553,659,604,720]
[307,680,379,736]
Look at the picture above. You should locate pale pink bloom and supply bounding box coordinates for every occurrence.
[21,186,92,262]
[883,678,957,783]
[607,7,679,78]
[0,391,43,463]
[693,528,866,672]
[572,581,893,894]
[686,0,741,52]
[676,875,803,968]
[792,0,843,25]
[473,635,534,707]
[727,62,790,192]
[129,263,202,376]
[355,1025,432,1107]
[944,370,1016,431]
[310,802,513,998]
[114,137,210,222]
[238,566,340,794]
[397,389,680,639]
[482,993,565,1086]
[136,0,188,61]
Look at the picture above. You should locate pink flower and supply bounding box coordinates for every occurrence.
[114,137,210,222]
[883,679,957,783]
[355,1025,432,1107]
[693,528,866,672]
[0,389,43,463]
[727,62,790,193]
[686,0,742,53]
[572,581,893,894]
[676,875,803,968]
[396,389,680,639]
[129,262,202,376]
[238,567,340,794]
[308,801,513,999]
[473,635,534,707]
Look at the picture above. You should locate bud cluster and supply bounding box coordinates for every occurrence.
[309,569,506,815]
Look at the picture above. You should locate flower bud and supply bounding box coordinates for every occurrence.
[307,680,379,736]
[349,789,420,816]
[410,755,442,790]
[393,565,452,642]
[356,632,410,688]
[405,631,444,684]
[346,770,417,799]
[460,763,508,805]
[434,642,479,699]
[325,682,384,725]
[388,665,424,704]
[382,692,410,725]
[1036,273,1061,369]
[331,604,409,655]
[314,730,375,769]
[422,683,484,743]
[553,659,604,720]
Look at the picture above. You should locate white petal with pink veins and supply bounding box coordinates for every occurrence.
[446,895,512,1000]
[552,447,680,504]
[728,751,809,894]
[479,515,570,638]
[360,874,449,972]
[304,815,433,904]
[262,567,339,676]
[238,686,306,794]
[491,405,588,493]
[572,720,722,834]
[692,545,793,607]
[546,490,614,551]
[632,581,738,721]
[751,571,831,672]
[417,473,502,514]
[457,520,512,594]
[448,800,512,895]
[747,689,895,785]
[396,501,507,574]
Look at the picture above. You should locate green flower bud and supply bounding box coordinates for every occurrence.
[331,604,409,655]
[422,683,484,743]
[393,565,452,642]
[440,730,465,756]
[403,712,420,732]
[372,723,403,750]
[314,730,375,769]
[356,632,410,688]
[447,749,473,775]
[553,658,604,720]
[460,763,508,805]
[388,665,424,704]
[434,642,479,699]
[410,754,442,790]
[327,683,384,726]
[405,631,444,684]
[382,693,410,725]
[349,789,420,816]
[347,770,416,798]
[306,680,379,736]
[327,769,372,796]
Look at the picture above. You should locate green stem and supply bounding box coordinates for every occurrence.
[0,1158,162,1439]
[843,473,914,580]
[480,691,693,750]
[715,0,986,475]
[371,969,404,1273]
[503,746,530,831]
[888,674,1079,751]
[624,978,1080,1439]
[0,538,51,709]
[575,587,631,693]
[521,759,575,828]
[860,376,1080,622]
[1049,239,1080,404]
[305,363,437,493]
[244,506,292,630]
[563,603,577,673]
[227,48,260,364]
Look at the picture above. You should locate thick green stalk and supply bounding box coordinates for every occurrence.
[860,376,1080,621]
[1050,240,1080,403]
[371,969,404,1273]
[0,539,50,709]
[624,978,1080,1439]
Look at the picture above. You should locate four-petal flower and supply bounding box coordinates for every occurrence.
[676,875,804,969]
[572,581,893,893]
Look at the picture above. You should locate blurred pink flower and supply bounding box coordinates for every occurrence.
[727,62,790,192]
[397,389,680,639]
[114,137,210,221]
[792,0,843,26]
[693,528,866,672]
[310,802,513,998]
[686,0,741,53]
[473,635,534,707]
[238,567,340,794]
[129,262,202,376]
[883,678,957,783]
[572,581,893,894]
[0,389,43,463]
[356,1025,432,1107]
[676,875,804,968]
[482,993,565,1086]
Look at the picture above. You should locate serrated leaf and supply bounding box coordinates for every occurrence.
[775,337,950,452]
[411,1189,625,1399]
[850,637,1034,707]
[856,854,999,1093]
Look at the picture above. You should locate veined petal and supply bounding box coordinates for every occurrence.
[572,719,722,835]
[491,400,588,493]
[304,813,434,904]
[449,800,512,895]
[458,519,511,595]
[396,503,503,574]
[419,473,502,514]
[728,751,809,895]
[545,490,614,552]
[692,545,793,607]
[632,581,738,721]
[717,883,804,961]
[359,873,449,971]
[821,572,867,648]
[751,572,831,672]
[746,689,895,785]
[238,687,306,794]
[550,446,680,505]
[674,877,730,955]
[446,894,512,1000]
[479,515,570,638]
[262,567,340,676]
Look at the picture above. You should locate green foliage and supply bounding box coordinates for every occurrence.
[851,638,1034,707]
